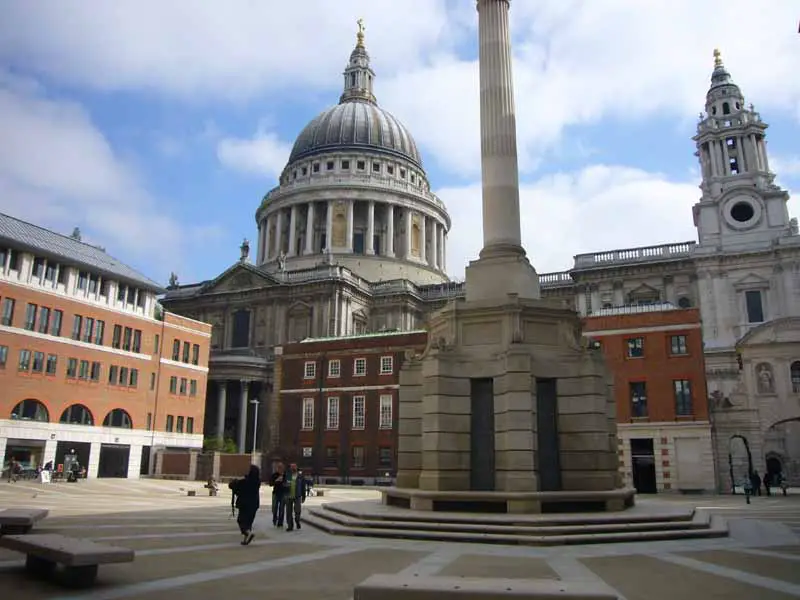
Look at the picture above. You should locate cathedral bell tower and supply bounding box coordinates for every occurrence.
[692,49,793,254]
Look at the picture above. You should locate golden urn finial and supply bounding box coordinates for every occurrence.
[356,18,365,47]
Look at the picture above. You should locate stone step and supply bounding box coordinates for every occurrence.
[318,505,703,536]
[304,509,728,546]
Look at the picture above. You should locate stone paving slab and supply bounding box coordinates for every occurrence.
[438,554,559,580]
[127,548,425,600]
[99,532,246,551]
[581,554,798,600]
[680,549,800,584]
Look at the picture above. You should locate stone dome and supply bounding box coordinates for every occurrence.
[288,101,423,168]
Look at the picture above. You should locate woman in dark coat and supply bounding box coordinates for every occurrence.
[235,465,261,545]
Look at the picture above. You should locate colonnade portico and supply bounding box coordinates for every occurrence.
[214,379,259,453]
[256,199,447,273]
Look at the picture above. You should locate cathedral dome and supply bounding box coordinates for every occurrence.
[288,101,422,168]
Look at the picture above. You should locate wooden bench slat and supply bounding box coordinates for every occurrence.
[0,534,134,567]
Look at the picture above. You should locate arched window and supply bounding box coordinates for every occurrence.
[722,102,731,115]
[103,409,133,429]
[791,361,800,394]
[10,399,49,422]
[59,404,94,426]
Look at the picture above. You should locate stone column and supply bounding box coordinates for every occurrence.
[274,210,284,257]
[430,221,438,268]
[760,138,770,172]
[325,201,333,252]
[442,232,447,272]
[721,139,730,175]
[263,217,271,261]
[476,0,522,255]
[87,442,102,479]
[127,445,142,479]
[438,225,445,269]
[288,205,298,257]
[256,221,263,264]
[366,201,375,255]
[238,381,249,453]
[304,202,315,255]
[346,200,355,252]
[404,210,413,259]
[420,215,427,263]
[386,204,395,257]
[216,381,227,440]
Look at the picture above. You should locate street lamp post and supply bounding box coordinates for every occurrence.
[250,399,260,464]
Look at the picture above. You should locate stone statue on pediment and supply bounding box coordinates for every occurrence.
[277,251,287,272]
[168,272,179,288]
[756,363,774,394]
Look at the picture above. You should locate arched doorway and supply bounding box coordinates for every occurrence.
[102,409,133,429]
[766,455,783,477]
[10,399,50,422]
[98,409,133,478]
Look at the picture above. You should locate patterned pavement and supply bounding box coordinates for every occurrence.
[0,479,799,600]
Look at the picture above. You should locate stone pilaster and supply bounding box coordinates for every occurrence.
[395,352,423,489]
[366,201,375,255]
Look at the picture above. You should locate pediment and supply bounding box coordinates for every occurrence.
[287,301,312,315]
[732,272,770,290]
[738,317,800,347]
[200,263,279,295]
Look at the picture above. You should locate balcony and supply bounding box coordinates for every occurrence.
[574,242,695,270]
[539,271,574,289]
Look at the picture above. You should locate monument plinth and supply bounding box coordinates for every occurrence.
[386,0,633,514]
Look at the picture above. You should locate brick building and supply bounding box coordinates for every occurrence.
[583,303,713,494]
[272,330,427,484]
[0,213,211,479]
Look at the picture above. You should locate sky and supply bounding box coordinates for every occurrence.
[1,0,798,286]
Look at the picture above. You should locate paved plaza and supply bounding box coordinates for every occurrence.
[0,480,799,599]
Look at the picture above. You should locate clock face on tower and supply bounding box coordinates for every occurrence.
[722,193,762,231]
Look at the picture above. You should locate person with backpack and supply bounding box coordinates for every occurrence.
[229,465,262,545]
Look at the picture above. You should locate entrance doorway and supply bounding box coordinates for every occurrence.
[55,441,91,476]
[536,378,562,491]
[98,444,131,478]
[630,438,657,494]
[469,378,495,491]
[766,455,783,477]
[3,439,46,471]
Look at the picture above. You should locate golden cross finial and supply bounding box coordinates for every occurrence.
[713,48,722,68]
[356,18,365,47]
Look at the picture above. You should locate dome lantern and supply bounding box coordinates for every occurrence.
[340,19,377,105]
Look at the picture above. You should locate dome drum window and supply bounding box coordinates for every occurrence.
[357,160,365,170]
[342,160,350,170]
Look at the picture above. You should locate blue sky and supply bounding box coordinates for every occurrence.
[0,0,798,285]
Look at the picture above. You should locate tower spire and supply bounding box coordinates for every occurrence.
[340,19,377,105]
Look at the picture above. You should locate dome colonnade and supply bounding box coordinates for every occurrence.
[253,21,451,285]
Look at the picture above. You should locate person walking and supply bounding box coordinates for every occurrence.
[231,465,261,545]
[269,462,286,528]
[283,463,306,532]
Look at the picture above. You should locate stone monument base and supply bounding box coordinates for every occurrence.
[381,487,635,515]
[395,290,627,512]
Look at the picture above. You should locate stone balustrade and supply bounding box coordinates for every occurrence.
[574,242,695,269]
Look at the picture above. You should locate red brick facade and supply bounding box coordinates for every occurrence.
[276,331,427,484]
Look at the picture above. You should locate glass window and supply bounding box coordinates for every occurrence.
[301,398,314,430]
[791,362,800,394]
[379,394,393,429]
[44,262,56,282]
[130,367,138,387]
[325,446,337,467]
[351,446,365,469]
[82,317,94,343]
[326,397,339,429]
[112,325,122,348]
[670,335,687,355]
[166,415,174,432]
[0,345,7,367]
[71,315,82,341]
[630,382,648,418]
[353,358,367,376]
[24,303,37,331]
[674,379,692,416]
[18,349,31,371]
[186,417,194,434]
[745,290,764,323]
[176,416,184,433]
[304,361,316,379]
[77,271,88,290]
[132,329,142,353]
[172,339,180,360]
[150,372,156,390]
[182,341,190,363]
[169,376,178,394]
[38,306,51,334]
[31,351,44,373]
[154,334,160,353]
[122,327,132,351]
[90,361,101,381]
[46,354,57,375]
[378,447,392,468]
[179,377,187,395]
[191,343,200,365]
[328,359,341,377]
[380,355,393,374]
[190,379,197,396]
[352,395,365,429]
[626,337,644,358]
[108,364,118,384]
[94,320,105,345]
[78,359,90,379]
[117,284,127,302]
[67,358,78,378]
[1,298,14,326]
[52,310,63,336]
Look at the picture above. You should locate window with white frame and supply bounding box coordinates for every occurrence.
[304,361,316,379]
[326,397,340,429]
[353,357,367,376]
[380,355,393,374]
[352,395,366,429]
[328,359,341,378]
[301,398,314,430]
[379,394,393,429]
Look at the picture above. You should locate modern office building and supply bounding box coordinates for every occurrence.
[0,214,211,479]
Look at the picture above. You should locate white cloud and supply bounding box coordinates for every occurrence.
[438,165,703,277]
[217,132,292,179]
[772,155,800,178]
[2,1,796,178]
[0,71,222,282]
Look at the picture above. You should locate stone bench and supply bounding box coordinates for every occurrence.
[0,508,49,535]
[0,533,135,588]
[354,575,619,599]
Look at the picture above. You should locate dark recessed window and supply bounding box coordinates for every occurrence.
[372,162,380,172]
[301,166,307,176]
[730,201,754,223]
[326,161,334,170]
[357,160,365,170]
[387,166,394,175]
[313,163,320,173]
[341,160,350,170]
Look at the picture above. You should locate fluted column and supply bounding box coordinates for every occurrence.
[274,210,284,257]
[430,221,438,268]
[477,0,522,255]
[438,226,445,269]
[305,202,315,255]
[346,200,355,252]
[325,201,333,252]
[404,210,413,259]
[366,201,375,255]
[386,205,395,257]
[238,381,249,453]
[216,381,227,440]
[287,205,298,257]
[443,232,447,272]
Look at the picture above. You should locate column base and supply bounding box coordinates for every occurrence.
[465,250,540,302]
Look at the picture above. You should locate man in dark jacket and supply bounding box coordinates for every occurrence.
[283,463,306,531]
[269,462,286,527]
[232,465,261,546]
